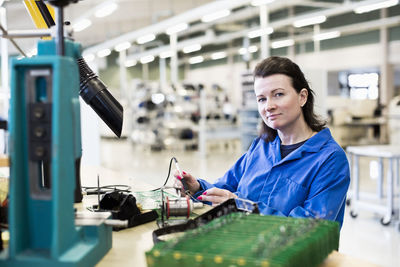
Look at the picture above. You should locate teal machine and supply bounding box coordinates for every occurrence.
[0,0,124,266]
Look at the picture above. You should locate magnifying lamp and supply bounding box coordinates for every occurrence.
[77,57,123,137]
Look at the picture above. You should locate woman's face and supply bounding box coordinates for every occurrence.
[254,74,308,133]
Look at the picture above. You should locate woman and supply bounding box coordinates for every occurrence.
[175,56,350,227]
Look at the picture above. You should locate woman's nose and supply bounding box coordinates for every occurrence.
[265,99,275,111]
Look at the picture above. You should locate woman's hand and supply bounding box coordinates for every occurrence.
[197,188,237,206]
[173,170,200,196]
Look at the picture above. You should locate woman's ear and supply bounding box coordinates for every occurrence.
[299,88,308,107]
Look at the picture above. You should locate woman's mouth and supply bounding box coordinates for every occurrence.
[267,114,280,120]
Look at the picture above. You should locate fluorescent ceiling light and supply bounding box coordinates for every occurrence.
[140,55,155,64]
[248,27,273,38]
[313,31,341,41]
[166,23,188,35]
[189,56,204,64]
[238,46,258,55]
[183,44,201,54]
[238,47,247,55]
[73,18,92,32]
[354,0,398,14]
[95,2,118,18]
[271,39,294,49]
[124,59,137,67]
[251,0,275,6]
[83,53,95,62]
[201,9,230,23]
[160,50,174,58]
[211,51,227,60]
[137,34,156,44]
[114,41,131,52]
[248,45,258,53]
[293,15,326,28]
[97,48,111,57]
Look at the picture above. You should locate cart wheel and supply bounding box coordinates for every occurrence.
[346,199,351,206]
[380,217,391,226]
[350,211,358,218]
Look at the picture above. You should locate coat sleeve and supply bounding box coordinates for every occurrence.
[257,150,350,227]
[193,138,259,198]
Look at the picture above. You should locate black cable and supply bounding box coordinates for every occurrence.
[151,157,176,191]
[150,157,198,203]
[35,0,56,28]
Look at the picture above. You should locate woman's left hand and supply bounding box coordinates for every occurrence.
[197,188,238,206]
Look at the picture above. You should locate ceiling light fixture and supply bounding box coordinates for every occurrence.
[238,47,247,55]
[354,0,398,14]
[125,59,137,67]
[140,55,155,64]
[189,56,204,64]
[137,34,156,44]
[313,31,341,41]
[248,27,274,38]
[166,23,189,35]
[201,9,230,23]
[114,41,131,52]
[97,48,111,58]
[94,2,118,18]
[251,0,275,6]
[211,51,227,60]
[293,15,326,28]
[238,46,258,55]
[271,39,294,49]
[160,50,174,58]
[183,44,202,54]
[248,45,258,53]
[72,18,92,32]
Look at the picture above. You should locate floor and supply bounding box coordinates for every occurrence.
[97,138,400,267]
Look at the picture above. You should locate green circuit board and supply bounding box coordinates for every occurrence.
[134,189,178,210]
[146,213,339,267]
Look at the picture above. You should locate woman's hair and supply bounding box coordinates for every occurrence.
[253,56,326,142]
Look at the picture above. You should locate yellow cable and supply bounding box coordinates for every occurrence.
[23,0,55,40]
[23,0,47,29]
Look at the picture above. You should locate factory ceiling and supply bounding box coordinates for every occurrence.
[1,0,399,59]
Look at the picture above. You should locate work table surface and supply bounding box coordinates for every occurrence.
[79,166,379,267]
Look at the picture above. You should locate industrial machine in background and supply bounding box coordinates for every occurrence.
[0,0,124,266]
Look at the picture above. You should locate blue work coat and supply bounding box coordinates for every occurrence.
[194,128,350,227]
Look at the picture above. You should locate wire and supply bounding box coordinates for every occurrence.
[150,157,198,202]
[151,157,176,191]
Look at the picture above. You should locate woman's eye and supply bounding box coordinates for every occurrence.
[275,92,283,97]
[257,98,266,102]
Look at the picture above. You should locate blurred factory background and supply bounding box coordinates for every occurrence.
[1,0,400,266]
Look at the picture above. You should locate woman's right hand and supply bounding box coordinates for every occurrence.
[173,170,201,196]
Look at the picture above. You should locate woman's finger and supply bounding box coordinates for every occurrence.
[203,187,225,196]
[198,194,227,204]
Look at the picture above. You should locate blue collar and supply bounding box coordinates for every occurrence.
[273,128,332,164]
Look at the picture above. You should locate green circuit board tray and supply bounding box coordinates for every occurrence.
[146,213,339,267]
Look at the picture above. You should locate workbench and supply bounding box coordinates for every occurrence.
[78,166,380,267]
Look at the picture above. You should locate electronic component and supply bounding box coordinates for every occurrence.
[158,186,203,228]
[147,212,339,267]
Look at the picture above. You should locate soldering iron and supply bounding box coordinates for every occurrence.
[172,157,191,196]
